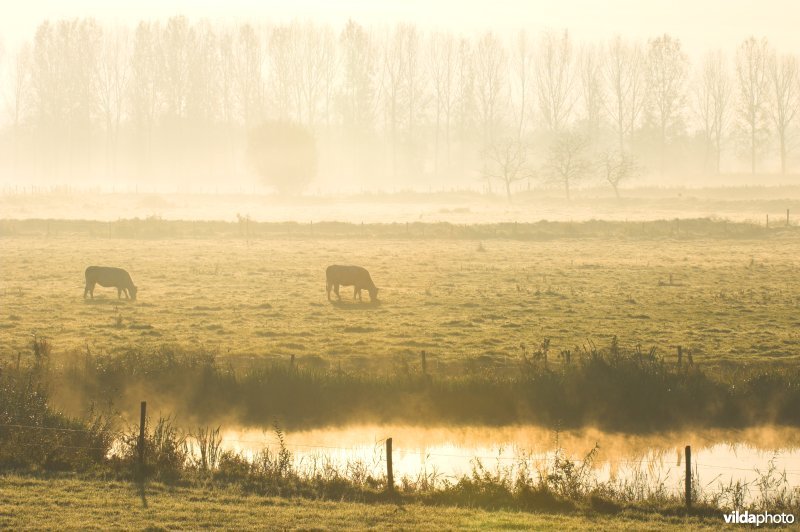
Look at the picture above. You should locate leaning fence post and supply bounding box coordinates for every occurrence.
[386,438,394,493]
[420,351,427,375]
[685,445,692,509]
[138,401,147,477]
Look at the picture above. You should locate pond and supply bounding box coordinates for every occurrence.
[210,424,800,501]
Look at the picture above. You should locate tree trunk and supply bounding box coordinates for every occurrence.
[660,121,666,178]
[564,179,571,201]
[780,132,787,175]
[434,107,440,178]
[751,121,756,175]
[505,180,512,203]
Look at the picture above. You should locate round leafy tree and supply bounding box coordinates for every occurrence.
[247,121,317,194]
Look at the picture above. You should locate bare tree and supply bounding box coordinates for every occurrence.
[645,34,688,176]
[30,19,101,178]
[234,24,264,127]
[736,37,771,175]
[381,25,407,178]
[578,44,604,139]
[769,53,798,175]
[186,21,220,125]
[130,21,161,175]
[401,24,422,144]
[483,137,531,202]
[340,20,377,179]
[428,31,458,175]
[536,30,575,134]
[474,31,507,148]
[160,16,193,121]
[602,36,645,153]
[319,28,338,130]
[600,149,638,198]
[292,22,335,129]
[267,24,295,122]
[544,129,591,200]
[511,30,534,142]
[455,37,475,151]
[5,44,31,171]
[693,50,730,174]
[95,27,130,176]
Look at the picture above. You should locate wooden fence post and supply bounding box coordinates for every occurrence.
[685,445,692,509]
[677,346,683,368]
[386,438,394,493]
[420,351,427,375]
[138,401,147,477]
[787,209,790,227]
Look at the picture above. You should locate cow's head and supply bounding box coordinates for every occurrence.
[130,285,138,300]
[369,287,379,302]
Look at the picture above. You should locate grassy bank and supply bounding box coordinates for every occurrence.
[0,475,724,530]
[49,342,799,431]
[2,341,799,524]
[5,338,800,435]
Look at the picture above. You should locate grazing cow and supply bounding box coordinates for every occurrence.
[84,266,138,300]
[326,265,379,302]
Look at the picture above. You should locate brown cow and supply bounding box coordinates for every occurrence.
[326,265,379,302]
[84,266,138,300]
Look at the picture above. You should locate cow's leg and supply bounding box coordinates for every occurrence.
[334,284,340,300]
[117,287,122,299]
[84,282,91,298]
[326,281,332,300]
[123,288,130,299]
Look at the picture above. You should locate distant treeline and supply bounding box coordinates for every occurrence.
[1,18,799,194]
[0,217,788,239]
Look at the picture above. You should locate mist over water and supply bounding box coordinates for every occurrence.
[216,424,800,500]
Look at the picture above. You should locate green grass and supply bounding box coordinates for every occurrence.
[1,221,799,373]
[0,475,723,530]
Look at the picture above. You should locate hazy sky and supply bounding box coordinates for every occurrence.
[1,0,799,57]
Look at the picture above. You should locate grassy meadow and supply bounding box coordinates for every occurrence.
[2,219,800,528]
[2,220,799,372]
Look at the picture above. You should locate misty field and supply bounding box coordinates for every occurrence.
[2,225,800,372]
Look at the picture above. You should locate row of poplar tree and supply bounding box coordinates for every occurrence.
[0,17,797,196]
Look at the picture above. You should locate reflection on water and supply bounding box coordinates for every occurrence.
[214,425,800,498]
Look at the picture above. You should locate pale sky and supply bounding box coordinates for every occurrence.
[1,0,799,57]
